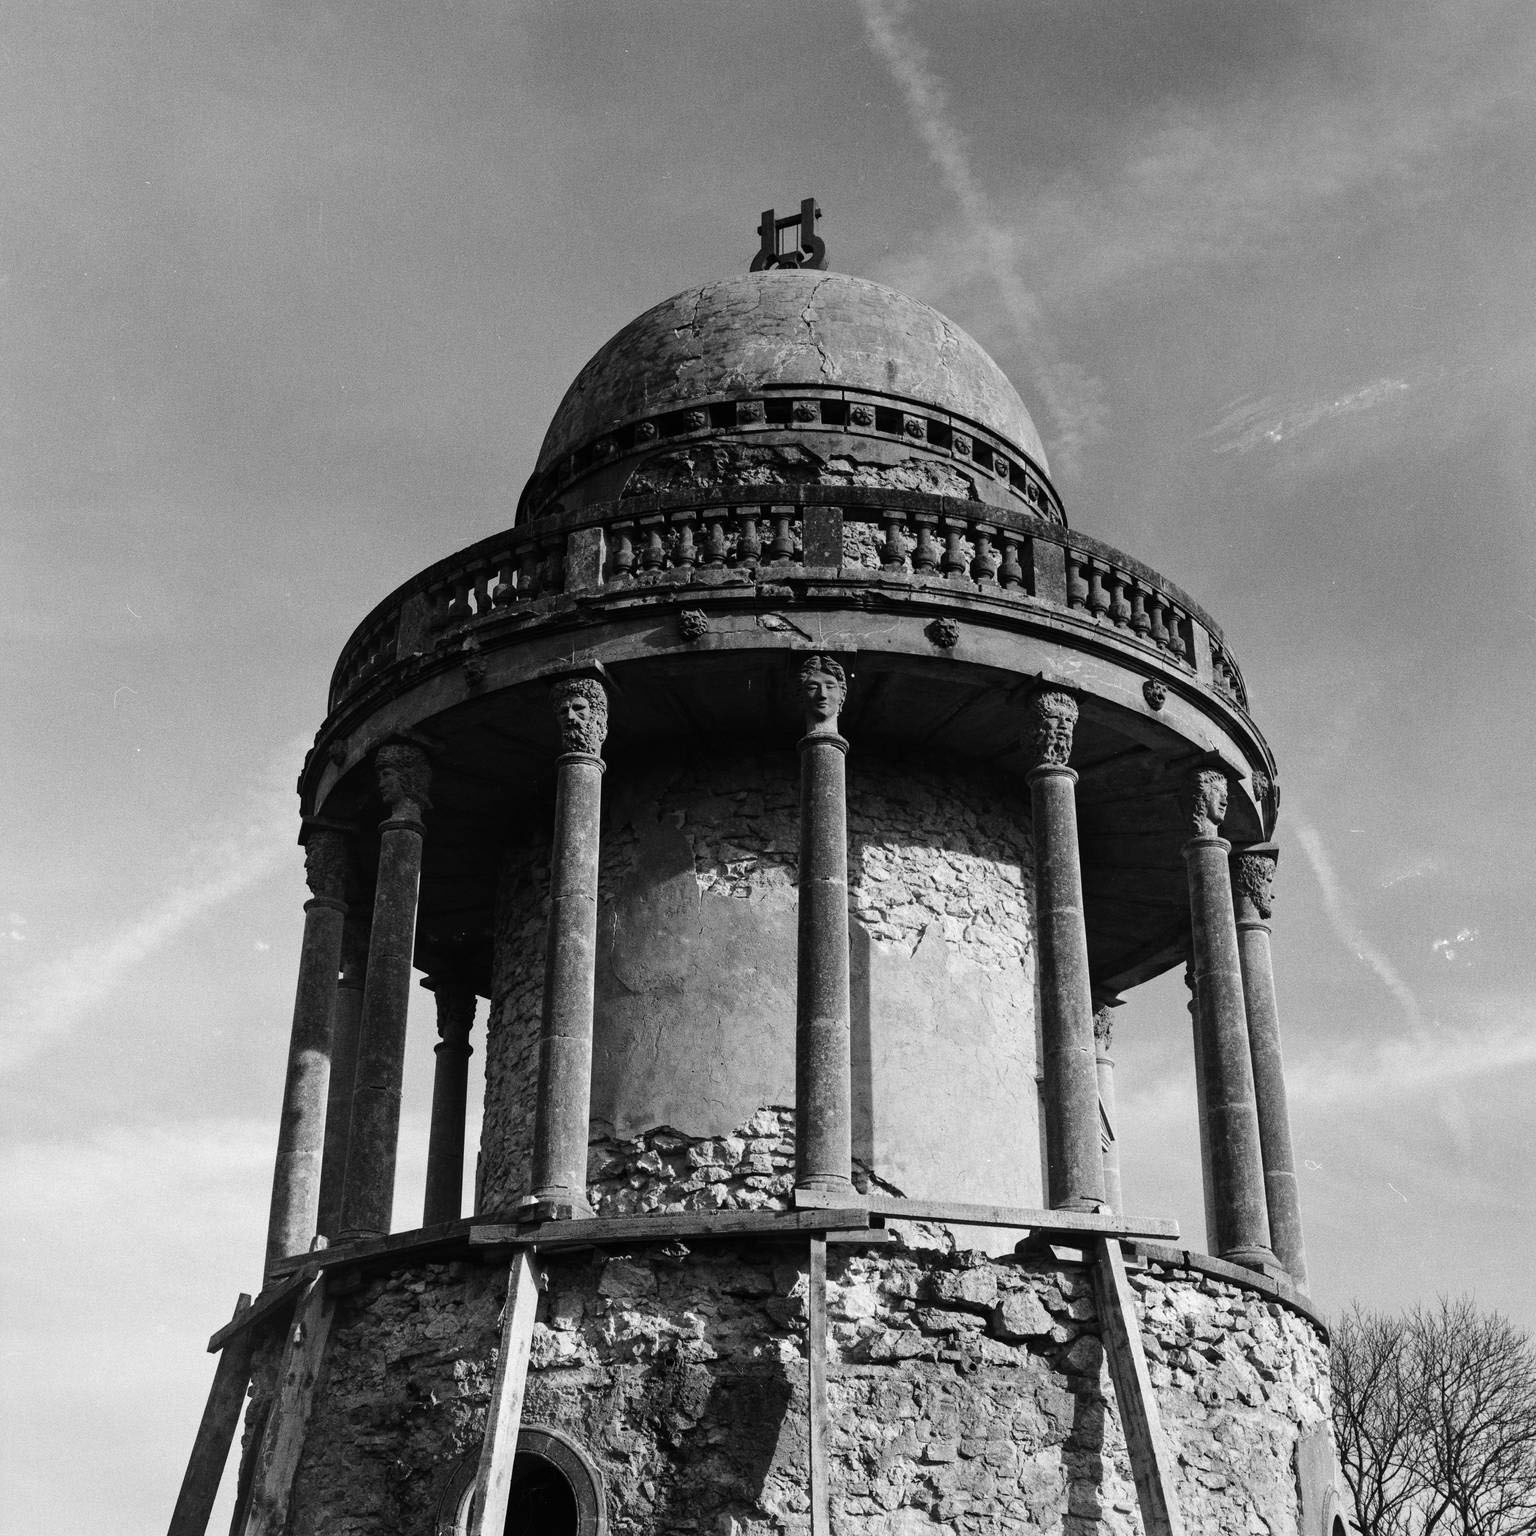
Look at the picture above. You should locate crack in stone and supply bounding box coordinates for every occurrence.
[800,276,836,380]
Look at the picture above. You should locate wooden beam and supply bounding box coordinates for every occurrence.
[469,1250,543,1536]
[1093,1238,1186,1536]
[868,1196,1179,1241]
[469,1205,871,1250]
[807,1236,830,1536]
[240,1274,334,1536]
[167,1295,254,1536]
[207,1271,310,1352]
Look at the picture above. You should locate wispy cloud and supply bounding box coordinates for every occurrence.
[1206,376,1412,456]
[0,736,304,1071]
[856,0,1105,474]
[1291,817,1425,1031]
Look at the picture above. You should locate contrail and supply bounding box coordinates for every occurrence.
[1292,818,1424,1030]
[0,737,305,1071]
[856,0,1102,473]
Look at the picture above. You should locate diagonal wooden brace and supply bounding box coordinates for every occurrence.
[1093,1238,1187,1536]
[240,1272,335,1536]
[167,1295,255,1536]
[469,1249,544,1536]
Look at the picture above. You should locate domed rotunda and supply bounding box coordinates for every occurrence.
[171,214,1350,1536]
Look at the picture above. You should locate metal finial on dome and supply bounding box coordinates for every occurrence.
[749,197,827,271]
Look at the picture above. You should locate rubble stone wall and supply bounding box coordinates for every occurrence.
[273,1243,1329,1536]
[477,751,1039,1218]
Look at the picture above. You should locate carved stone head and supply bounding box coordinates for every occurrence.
[303,828,349,903]
[799,654,847,732]
[1023,689,1078,769]
[375,742,432,817]
[1231,847,1278,923]
[1182,765,1231,839]
[551,677,609,755]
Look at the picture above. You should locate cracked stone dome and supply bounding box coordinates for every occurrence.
[517,269,1060,524]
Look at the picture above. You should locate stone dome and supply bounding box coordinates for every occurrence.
[520,270,1059,524]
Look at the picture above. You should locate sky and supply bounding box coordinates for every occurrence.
[3,1,1535,1529]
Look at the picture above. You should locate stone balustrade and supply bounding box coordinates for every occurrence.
[326,487,1246,717]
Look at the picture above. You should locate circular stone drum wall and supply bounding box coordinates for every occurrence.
[476,749,1040,1217]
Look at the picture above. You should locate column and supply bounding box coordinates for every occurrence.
[528,676,608,1218]
[264,826,348,1271]
[1093,1002,1123,1215]
[339,741,432,1238]
[1232,844,1309,1288]
[1185,963,1218,1250]
[1182,765,1277,1271]
[1023,689,1106,1212]
[317,908,368,1238]
[422,975,478,1226]
[795,654,855,1201]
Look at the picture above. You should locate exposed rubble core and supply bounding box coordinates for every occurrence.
[265,1244,1328,1536]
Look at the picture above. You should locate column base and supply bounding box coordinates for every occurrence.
[521,1190,595,1222]
[1221,1243,1283,1276]
[794,1179,859,1209]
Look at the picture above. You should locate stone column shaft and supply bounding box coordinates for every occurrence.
[339,744,432,1238]
[529,677,609,1217]
[422,979,477,1226]
[796,729,854,1196]
[264,829,348,1271]
[1233,846,1309,1288]
[1183,768,1276,1270]
[317,911,367,1238]
[1024,691,1106,1213]
[1094,1006,1123,1216]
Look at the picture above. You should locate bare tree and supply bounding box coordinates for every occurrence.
[1333,1297,1536,1536]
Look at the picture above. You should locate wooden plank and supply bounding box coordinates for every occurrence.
[240,1274,334,1536]
[469,1250,543,1536]
[1093,1238,1186,1536]
[168,1295,254,1536]
[807,1236,830,1536]
[266,1217,476,1277]
[469,1206,871,1250]
[868,1196,1179,1241]
[208,1271,310,1352]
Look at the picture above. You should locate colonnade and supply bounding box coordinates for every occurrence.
[264,672,1307,1289]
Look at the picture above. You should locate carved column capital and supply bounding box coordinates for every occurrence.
[426,977,477,1051]
[1092,1003,1116,1054]
[302,827,350,906]
[1180,763,1232,841]
[799,653,847,739]
[550,676,609,756]
[1022,688,1079,770]
[1231,844,1278,925]
[375,741,432,821]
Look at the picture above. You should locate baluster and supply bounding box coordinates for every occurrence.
[735,508,762,571]
[769,507,795,564]
[1109,568,1132,628]
[1147,593,1170,650]
[703,509,728,568]
[519,545,542,600]
[1086,560,1111,621]
[998,533,1025,590]
[970,525,999,584]
[608,522,636,581]
[1165,608,1188,662]
[1066,553,1090,610]
[941,519,967,576]
[672,510,698,574]
[641,520,667,573]
[879,508,907,570]
[444,576,469,626]
[912,517,940,574]
[1129,581,1151,638]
